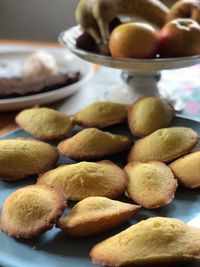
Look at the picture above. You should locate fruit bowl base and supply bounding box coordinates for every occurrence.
[103,70,185,111]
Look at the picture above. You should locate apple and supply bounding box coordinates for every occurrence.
[158,18,200,58]
[109,22,159,59]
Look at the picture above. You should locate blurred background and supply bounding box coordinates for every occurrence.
[0,0,175,41]
[0,0,79,41]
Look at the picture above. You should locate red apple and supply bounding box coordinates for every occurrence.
[158,18,200,58]
[109,22,159,59]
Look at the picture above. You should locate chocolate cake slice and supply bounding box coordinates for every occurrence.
[0,72,80,99]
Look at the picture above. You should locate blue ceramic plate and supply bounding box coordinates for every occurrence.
[1,116,200,267]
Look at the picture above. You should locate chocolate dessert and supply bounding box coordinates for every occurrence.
[0,72,80,98]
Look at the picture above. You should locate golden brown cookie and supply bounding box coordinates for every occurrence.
[74,101,127,128]
[58,128,132,160]
[0,185,66,238]
[57,196,140,237]
[124,161,177,209]
[90,217,200,266]
[16,107,74,140]
[0,139,58,180]
[128,127,198,163]
[37,160,127,200]
[128,97,174,137]
[169,150,200,188]
[168,0,200,24]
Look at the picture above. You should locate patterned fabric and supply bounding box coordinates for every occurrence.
[161,65,200,120]
[96,65,200,120]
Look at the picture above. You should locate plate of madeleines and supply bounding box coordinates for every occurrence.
[1,96,200,267]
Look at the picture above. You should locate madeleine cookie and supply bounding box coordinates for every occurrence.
[0,185,66,238]
[16,107,74,140]
[58,197,140,237]
[169,150,200,188]
[0,139,58,180]
[58,128,132,160]
[124,162,177,209]
[37,160,127,200]
[90,217,200,266]
[128,97,174,137]
[128,127,198,163]
[74,101,127,128]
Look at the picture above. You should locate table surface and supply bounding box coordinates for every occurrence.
[0,39,200,136]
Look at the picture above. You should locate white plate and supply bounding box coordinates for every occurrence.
[0,50,93,111]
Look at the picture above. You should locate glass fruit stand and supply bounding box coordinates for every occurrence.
[59,25,200,111]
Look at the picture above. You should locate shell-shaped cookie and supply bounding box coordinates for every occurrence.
[169,150,200,188]
[37,160,127,201]
[128,97,174,137]
[16,107,74,140]
[0,185,66,238]
[57,197,140,237]
[124,161,177,209]
[0,139,58,180]
[90,217,200,266]
[74,101,127,128]
[58,128,132,160]
[128,127,198,163]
